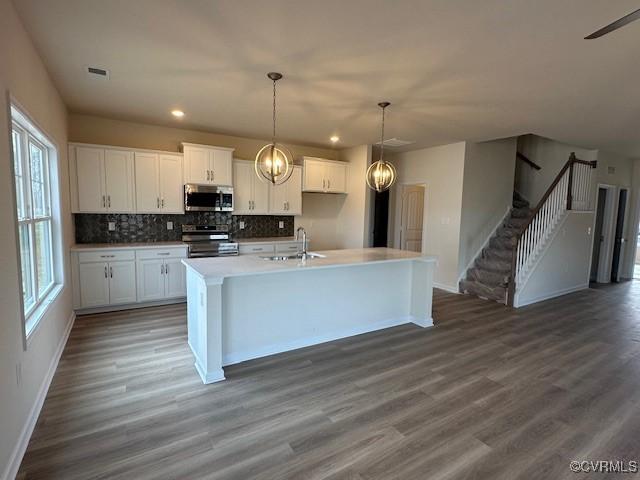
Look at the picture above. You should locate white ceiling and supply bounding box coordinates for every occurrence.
[12,0,640,155]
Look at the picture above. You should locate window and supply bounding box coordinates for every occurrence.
[11,105,61,338]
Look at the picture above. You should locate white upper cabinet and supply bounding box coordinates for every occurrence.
[233,160,270,215]
[302,157,348,194]
[183,143,234,186]
[134,152,184,213]
[71,145,134,213]
[159,155,184,213]
[269,166,302,215]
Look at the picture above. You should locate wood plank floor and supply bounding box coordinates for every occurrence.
[17,283,640,479]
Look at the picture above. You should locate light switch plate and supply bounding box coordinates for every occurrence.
[239,221,245,229]
[279,221,284,229]
[108,222,116,231]
[167,221,173,230]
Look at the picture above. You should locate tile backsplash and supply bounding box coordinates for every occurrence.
[74,213,294,244]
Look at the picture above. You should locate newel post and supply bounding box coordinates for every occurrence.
[566,152,575,210]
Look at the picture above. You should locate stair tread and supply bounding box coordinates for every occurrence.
[459,279,507,303]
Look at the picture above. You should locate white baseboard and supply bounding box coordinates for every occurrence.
[75,298,186,316]
[410,316,434,328]
[221,316,428,368]
[194,361,225,385]
[3,311,76,480]
[434,282,459,294]
[514,283,589,307]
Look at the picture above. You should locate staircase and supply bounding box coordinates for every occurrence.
[460,152,597,306]
[459,193,531,303]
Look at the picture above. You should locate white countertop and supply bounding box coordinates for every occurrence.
[182,248,436,281]
[71,241,186,251]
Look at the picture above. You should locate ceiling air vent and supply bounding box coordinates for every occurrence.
[86,66,110,79]
[376,138,415,148]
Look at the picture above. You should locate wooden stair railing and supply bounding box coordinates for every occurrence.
[507,152,597,306]
[516,151,542,170]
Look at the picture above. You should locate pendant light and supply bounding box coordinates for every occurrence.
[366,102,397,192]
[255,72,294,185]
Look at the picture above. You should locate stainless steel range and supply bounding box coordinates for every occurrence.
[181,224,239,258]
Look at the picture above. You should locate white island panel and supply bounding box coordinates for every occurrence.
[183,248,437,384]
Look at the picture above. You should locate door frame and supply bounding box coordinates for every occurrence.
[591,183,619,283]
[392,182,427,251]
[611,187,630,282]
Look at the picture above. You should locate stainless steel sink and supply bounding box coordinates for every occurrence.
[261,252,326,261]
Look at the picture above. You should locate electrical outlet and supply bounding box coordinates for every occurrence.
[108,222,116,231]
[167,221,173,230]
[279,221,284,229]
[239,221,245,230]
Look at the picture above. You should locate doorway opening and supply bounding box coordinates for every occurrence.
[398,184,425,252]
[372,190,389,247]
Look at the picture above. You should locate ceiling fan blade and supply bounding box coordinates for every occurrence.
[585,8,640,39]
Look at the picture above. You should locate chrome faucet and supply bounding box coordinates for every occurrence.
[296,227,307,258]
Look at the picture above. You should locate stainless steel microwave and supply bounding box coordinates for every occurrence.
[184,184,233,212]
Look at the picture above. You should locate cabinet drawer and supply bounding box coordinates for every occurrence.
[239,244,276,255]
[78,250,135,263]
[136,247,187,260]
[275,242,301,253]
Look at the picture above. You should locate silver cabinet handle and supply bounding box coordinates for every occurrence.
[107,195,111,208]
[157,197,160,208]
[161,198,164,208]
[327,180,330,189]
[157,252,170,256]
[161,264,164,275]
[252,247,262,251]
[206,170,209,181]
[102,195,106,208]
[210,170,214,181]
[104,265,108,278]
[322,179,325,190]
[165,264,169,274]
[110,266,113,278]
[100,254,115,258]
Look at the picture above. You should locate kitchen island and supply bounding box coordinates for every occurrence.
[182,248,437,383]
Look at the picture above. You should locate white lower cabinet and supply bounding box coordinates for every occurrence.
[136,248,187,302]
[73,246,187,310]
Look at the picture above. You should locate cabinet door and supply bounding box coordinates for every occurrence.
[286,167,303,215]
[136,259,166,302]
[232,161,253,214]
[164,258,186,298]
[269,180,288,215]
[252,172,270,214]
[303,159,326,192]
[135,152,160,213]
[184,146,210,184]
[211,149,233,186]
[326,162,347,193]
[104,149,134,212]
[75,147,106,212]
[78,262,109,307]
[159,154,184,213]
[108,261,137,305]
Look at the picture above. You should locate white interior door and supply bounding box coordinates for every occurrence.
[108,261,137,304]
[135,152,160,212]
[159,154,183,213]
[137,259,165,302]
[78,262,109,307]
[233,161,253,214]
[164,258,186,298]
[75,146,105,212]
[104,149,134,212]
[400,185,424,252]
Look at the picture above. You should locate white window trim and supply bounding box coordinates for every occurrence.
[9,101,64,346]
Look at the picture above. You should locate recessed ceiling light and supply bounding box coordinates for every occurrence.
[330,135,340,143]
[171,109,185,118]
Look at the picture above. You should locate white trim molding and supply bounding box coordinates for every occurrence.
[514,283,589,307]
[3,311,76,480]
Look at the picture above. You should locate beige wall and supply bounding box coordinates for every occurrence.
[69,113,340,161]
[0,0,71,477]
[389,142,466,290]
[459,138,517,279]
